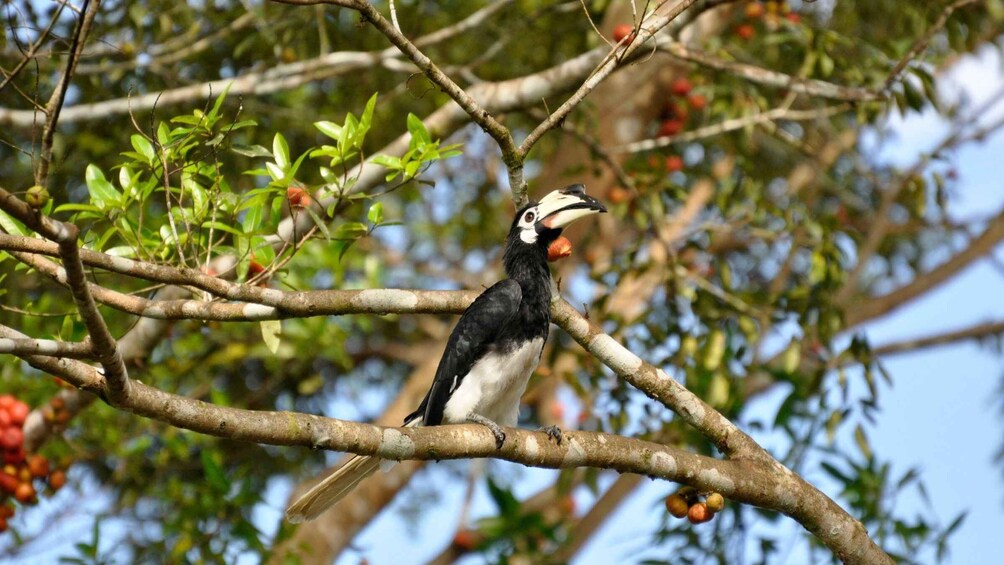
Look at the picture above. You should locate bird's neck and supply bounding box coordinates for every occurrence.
[503,244,552,328]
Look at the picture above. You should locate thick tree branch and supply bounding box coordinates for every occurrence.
[1,323,891,565]
[0,337,92,359]
[0,188,131,402]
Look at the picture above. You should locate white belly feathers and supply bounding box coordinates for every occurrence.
[441,337,544,427]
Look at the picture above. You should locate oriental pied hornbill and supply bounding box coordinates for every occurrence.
[286,185,606,523]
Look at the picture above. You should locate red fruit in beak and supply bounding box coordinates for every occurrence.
[547,236,573,262]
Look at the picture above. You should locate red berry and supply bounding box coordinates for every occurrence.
[0,396,13,409]
[0,505,13,519]
[247,261,266,276]
[687,94,708,111]
[785,12,801,24]
[0,427,22,450]
[7,401,28,426]
[286,186,311,208]
[0,473,17,494]
[736,24,755,40]
[657,119,684,137]
[0,411,10,428]
[0,515,7,533]
[606,186,632,205]
[670,78,693,97]
[612,23,635,44]
[665,155,685,172]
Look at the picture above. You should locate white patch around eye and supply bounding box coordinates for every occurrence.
[519,227,538,244]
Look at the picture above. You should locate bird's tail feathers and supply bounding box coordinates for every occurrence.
[285,419,422,523]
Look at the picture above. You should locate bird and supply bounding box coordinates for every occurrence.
[285,184,606,523]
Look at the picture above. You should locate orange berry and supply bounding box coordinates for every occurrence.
[14,481,35,504]
[687,94,708,111]
[745,2,765,19]
[688,501,712,524]
[27,455,49,479]
[736,24,755,40]
[453,529,479,551]
[48,469,66,491]
[665,494,689,518]
[606,186,632,205]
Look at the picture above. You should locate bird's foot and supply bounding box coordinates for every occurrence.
[538,425,563,445]
[467,414,506,449]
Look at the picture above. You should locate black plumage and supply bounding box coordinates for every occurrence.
[285,185,605,523]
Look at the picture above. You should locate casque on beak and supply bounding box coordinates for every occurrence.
[535,184,607,231]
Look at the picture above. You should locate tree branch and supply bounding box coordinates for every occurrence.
[0,321,892,565]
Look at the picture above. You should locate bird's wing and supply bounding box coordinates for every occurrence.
[406,279,522,426]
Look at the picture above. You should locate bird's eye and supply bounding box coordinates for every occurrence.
[524,211,535,223]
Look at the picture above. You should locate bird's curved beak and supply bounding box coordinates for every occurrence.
[536,184,607,230]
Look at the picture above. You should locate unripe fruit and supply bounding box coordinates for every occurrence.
[25,186,50,209]
[14,481,35,504]
[706,492,725,512]
[665,493,689,518]
[612,23,635,43]
[670,78,693,97]
[688,501,712,524]
[17,466,31,483]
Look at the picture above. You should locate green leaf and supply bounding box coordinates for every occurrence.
[232,144,273,158]
[241,202,264,234]
[85,164,123,209]
[407,113,432,146]
[261,319,282,354]
[315,120,343,140]
[273,133,290,170]
[358,92,377,139]
[130,134,156,164]
[333,222,368,240]
[200,450,230,494]
[0,210,28,236]
[367,202,384,224]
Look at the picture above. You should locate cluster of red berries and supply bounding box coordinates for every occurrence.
[738,1,802,39]
[664,486,725,525]
[0,395,66,533]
